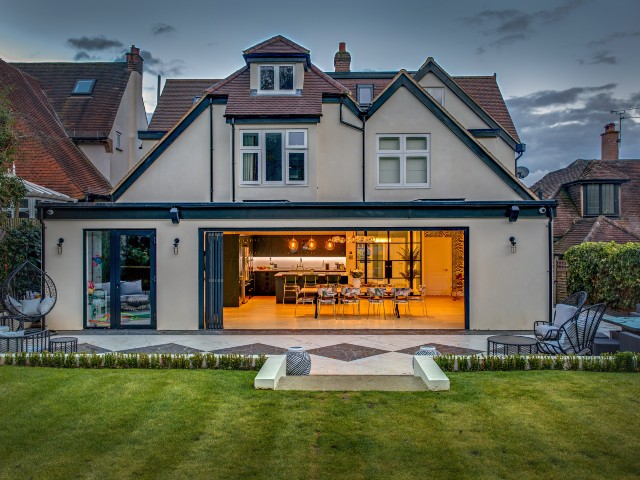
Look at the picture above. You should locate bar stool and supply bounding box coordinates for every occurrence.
[303,275,318,288]
[283,275,298,304]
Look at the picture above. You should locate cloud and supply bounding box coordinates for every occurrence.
[73,51,94,61]
[507,85,640,186]
[587,30,640,48]
[465,0,586,51]
[67,36,123,51]
[139,50,184,76]
[152,23,175,36]
[578,50,618,65]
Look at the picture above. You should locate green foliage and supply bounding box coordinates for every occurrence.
[564,241,640,309]
[0,88,27,218]
[0,220,42,284]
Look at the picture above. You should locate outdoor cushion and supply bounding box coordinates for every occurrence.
[20,298,42,315]
[94,282,110,292]
[7,296,22,309]
[553,304,577,327]
[38,296,55,315]
[126,295,149,307]
[0,330,25,337]
[535,324,560,339]
[120,280,143,296]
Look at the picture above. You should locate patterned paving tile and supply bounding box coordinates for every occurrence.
[211,343,287,355]
[395,343,483,356]
[307,343,390,362]
[77,343,111,354]
[116,343,203,354]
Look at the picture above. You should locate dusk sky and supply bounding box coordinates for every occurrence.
[1,0,638,185]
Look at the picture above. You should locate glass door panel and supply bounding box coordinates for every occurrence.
[86,231,111,328]
[116,232,154,328]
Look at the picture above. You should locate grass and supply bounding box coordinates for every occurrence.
[0,369,639,480]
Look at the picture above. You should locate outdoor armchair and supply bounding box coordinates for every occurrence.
[536,303,606,356]
[534,291,587,341]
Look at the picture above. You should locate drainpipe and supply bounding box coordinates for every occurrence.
[548,206,554,323]
[209,98,214,202]
[515,143,526,174]
[231,118,236,202]
[38,205,46,329]
[338,97,365,201]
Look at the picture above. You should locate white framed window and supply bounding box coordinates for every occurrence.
[258,65,295,94]
[376,134,430,187]
[240,129,308,185]
[115,131,122,151]
[425,87,444,106]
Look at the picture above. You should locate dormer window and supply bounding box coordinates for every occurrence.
[584,183,619,216]
[72,79,95,95]
[357,84,373,106]
[259,65,294,94]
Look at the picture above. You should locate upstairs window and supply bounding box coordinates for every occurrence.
[357,84,374,106]
[584,183,619,216]
[72,79,96,95]
[115,131,122,151]
[377,134,430,188]
[259,65,295,94]
[425,87,444,105]
[240,129,307,185]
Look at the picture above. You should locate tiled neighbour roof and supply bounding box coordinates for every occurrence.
[243,35,309,55]
[330,76,395,104]
[10,61,131,138]
[554,216,640,254]
[533,159,640,252]
[206,65,347,117]
[1,60,111,198]
[452,76,520,143]
[148,79,219,131]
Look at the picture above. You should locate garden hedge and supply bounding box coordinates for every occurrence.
[564,241,640,310]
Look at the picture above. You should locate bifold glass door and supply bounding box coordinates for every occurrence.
[85,230,156,329]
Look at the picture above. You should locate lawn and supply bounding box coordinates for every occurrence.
[0,368,638,480]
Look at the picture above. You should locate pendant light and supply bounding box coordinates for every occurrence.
[324,239,335,251]
[306,236,317,251]
[288,236,299,252]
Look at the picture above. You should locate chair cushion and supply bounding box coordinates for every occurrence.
[554,304,577,327]
[0,330,25,337]
[7,296,22,310]
[21,298,42,315]
[535,324,560,339]
[126,295,150,307]
[38,296,55,315]
[121,280,143,296]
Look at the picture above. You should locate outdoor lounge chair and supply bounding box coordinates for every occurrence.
[534,291,587,341]
[536,303,606,355]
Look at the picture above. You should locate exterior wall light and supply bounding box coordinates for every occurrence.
[508,205,520,222]
[169,207,180,224]
[509,236,517,254]
[57,238,64,255]
[173,238,180,255]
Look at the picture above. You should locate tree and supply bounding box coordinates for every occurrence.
[0,87,27,218]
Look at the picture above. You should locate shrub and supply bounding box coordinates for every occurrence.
[564,241,640,310]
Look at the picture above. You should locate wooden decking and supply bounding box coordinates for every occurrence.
[223,295,465,330]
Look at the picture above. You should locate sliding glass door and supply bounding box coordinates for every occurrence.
[85,230,156,329]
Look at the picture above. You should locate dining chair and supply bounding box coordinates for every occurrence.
[317,286,337,317]
[283,275,298,304]
[366,287,386,319]
[407,285,428,316]
[294,286,315,317]
[340,287,361,318]
[392,287,412,318]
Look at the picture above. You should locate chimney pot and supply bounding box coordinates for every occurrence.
[126,44,144,76]
[601,123,619,161]
[334,42,351,73]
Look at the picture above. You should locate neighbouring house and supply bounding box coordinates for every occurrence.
[41,36,554,332]
[531,123,640,256]
[12,46,148,186]
[0,60,111,213]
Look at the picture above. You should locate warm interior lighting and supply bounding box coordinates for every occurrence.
[325,239,335,251]
[288,237,299,252]
[306,237,317,251]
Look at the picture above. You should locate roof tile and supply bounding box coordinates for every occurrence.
[149,79,219,131]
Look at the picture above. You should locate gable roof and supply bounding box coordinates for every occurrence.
[11,61,132,139]
[243,35,309,55]
[554,216,640,254]
[1,60,111,198]
[366,71,533,200]
[149,79,219,131]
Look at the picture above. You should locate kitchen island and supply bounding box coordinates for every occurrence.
[274,271,348,303]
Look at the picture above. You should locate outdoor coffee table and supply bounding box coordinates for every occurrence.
[487,335,538,355]
[49,336,78,353]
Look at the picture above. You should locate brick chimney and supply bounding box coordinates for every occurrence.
[334,42,351,72]
[601,123,619,160]
[126,45,143,75]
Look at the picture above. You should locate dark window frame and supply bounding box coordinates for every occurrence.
[72,79,96,95]
[583,183,620,217]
